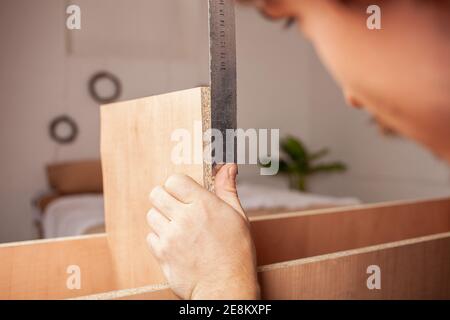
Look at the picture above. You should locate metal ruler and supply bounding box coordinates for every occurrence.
[208,0,237,164]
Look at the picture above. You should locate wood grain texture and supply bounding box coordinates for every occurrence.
[101,87,212,290]
[2,197,448,299]
[259,232,450,299]
[73,198,450,300]
[0,235,114,300]
[74,233,450,300]
[251,197,450,266]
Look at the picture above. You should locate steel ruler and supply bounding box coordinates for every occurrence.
[208,0,237,164]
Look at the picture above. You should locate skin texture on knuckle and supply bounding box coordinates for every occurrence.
[149,186,166,208]
[174,211,196,231]
[149,185,162,200]
[164,173,189,191]
[146,209,158,227]
[162,225,183,252]
[147,233,164,259]
[161,233,174,250]
[158,238,171,258]
[192,198,212,218]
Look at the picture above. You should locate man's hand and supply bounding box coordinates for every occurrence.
[146,164,260,300]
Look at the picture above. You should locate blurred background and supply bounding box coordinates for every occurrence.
[1,0,449,243]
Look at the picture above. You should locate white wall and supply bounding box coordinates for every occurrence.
[305,50,450,202]
[235,8,311,185]
[0,1,448,243]
[0,1,309,242]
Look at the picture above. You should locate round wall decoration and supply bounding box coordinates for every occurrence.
[49,115,78,144]
[88,71,122,104]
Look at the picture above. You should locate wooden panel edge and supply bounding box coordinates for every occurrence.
[249,197,450,222]
[71,283,177,300]
[0,233,106,249]
[201,87,214,191]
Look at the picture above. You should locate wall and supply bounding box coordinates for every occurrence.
[0,1,309,242]
[235,8,311,184]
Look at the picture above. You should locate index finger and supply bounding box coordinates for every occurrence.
[163,174,209,204]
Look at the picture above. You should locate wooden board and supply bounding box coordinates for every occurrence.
[251,197,450,265]
[0,235,114,300]
[101,87,212,290]
[2,197,449,299]
[74,199,450,299]
[259,232,450,299]
[74,232,450,300]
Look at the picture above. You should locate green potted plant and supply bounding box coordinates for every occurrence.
[261,136,347,192]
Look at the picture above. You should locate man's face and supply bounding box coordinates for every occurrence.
[249,0,450,161]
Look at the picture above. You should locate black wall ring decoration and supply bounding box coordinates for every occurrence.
[49,115,78,144]
[88,71,122,104]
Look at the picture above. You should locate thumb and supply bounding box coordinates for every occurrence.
[214,163,245,217]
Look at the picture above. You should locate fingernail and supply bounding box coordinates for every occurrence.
[228,164,237,178]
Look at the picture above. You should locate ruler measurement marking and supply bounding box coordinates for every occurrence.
[209,0,237,163]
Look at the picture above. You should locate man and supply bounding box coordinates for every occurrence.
[146,0,450,299]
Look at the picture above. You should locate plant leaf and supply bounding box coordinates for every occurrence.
[281,136,309,171]
[279,159,290,172]
[258,159,290,174]
[309,148,329,161]
[309,162,347,174]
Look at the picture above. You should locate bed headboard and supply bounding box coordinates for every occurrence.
[46,160,103,195]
